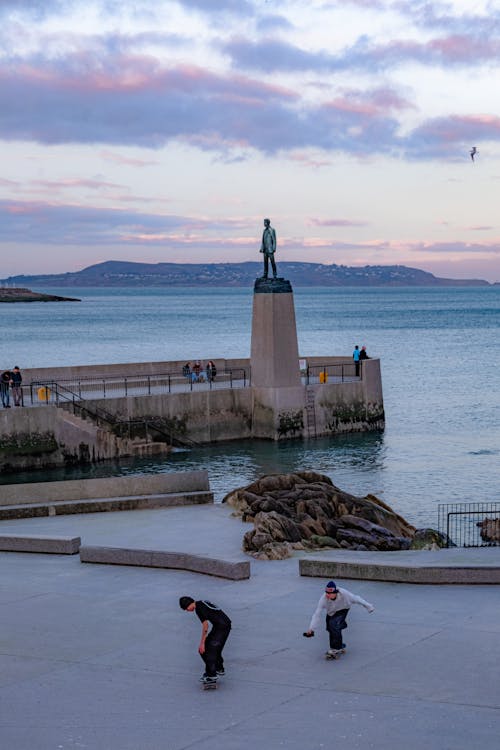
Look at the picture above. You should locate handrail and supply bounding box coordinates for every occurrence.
[305,362,361,384]
[30,380,200,449]
[124,419,201,449]
[30,367,249,399]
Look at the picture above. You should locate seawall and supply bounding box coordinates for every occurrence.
[0,356,384,471]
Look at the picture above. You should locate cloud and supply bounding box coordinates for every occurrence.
[405,114,500,159]
[31,178,124,190]
[400,1,500,37]
[0,199,255,245]
[223,30,500,73]
[100,150,159,167]
[308,217,369,227]
[0,54,407,155]
[1,49,499,160]
[178,0,254,15]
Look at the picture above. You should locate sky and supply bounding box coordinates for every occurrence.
[1,0,500,282]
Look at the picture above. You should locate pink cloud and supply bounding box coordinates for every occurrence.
[308,217,369,228]
[100,150,159,167]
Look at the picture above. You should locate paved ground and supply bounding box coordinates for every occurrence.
[1,504,499,750]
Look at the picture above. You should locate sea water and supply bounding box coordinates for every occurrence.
[1,285,499,527]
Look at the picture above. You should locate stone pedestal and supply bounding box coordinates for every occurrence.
[250,278,305,439]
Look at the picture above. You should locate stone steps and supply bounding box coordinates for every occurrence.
[0,490,213,520]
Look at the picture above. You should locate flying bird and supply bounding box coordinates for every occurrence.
[470,146,478,162]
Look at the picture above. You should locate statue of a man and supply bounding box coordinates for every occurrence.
[259,218,277,279]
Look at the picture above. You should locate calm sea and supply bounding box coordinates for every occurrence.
[1,285,499,527]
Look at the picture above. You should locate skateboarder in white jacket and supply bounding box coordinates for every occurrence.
[304,580,374,657]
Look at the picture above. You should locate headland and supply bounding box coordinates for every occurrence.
[0,287,80,303]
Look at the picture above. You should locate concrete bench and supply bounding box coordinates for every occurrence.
[0,534,81,555]
[80,545,251,580]
[299,558,500,584]
[0,491,214,520]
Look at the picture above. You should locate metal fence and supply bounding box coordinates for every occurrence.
[29,367,248,405]
[437,502,500,547]
[303,362,361,384]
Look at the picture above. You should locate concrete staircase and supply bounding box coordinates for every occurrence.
[56,409,170,462]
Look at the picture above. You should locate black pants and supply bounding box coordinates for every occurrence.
[263,254,277,278]
[326,609,349,649]
[202,625,231,677]
[0,383,9,407]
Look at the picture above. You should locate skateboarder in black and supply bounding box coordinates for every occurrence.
[303,580,374,658]
[179,596,231,686]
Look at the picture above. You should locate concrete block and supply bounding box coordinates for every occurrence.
[0,470,211,506]
[80,545,251,580]
[0,490,214,520]
[0,534,80,554]
[299,558,500,584]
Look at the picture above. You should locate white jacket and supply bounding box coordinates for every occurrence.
[308,587,374,632]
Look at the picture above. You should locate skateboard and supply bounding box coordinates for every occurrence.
[202,680,218,690]
[325,647,346,660]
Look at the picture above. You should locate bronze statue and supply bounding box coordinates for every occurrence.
[260,218,277,279]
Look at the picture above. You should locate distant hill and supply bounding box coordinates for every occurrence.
[0,261,491,288]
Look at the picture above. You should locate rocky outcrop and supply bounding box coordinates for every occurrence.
[0,287,80,303]
[409,528,454,550]
[223,471,417,560]
[477,518,500,543]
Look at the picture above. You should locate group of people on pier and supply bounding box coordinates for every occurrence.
[182,360,217,384]
[0,366,23,408]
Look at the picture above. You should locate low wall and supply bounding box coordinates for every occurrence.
[23,358,251,384]
[0,470,210,506]
[0,534,81,554]
[299,557,500,585]
[80,546,251,580]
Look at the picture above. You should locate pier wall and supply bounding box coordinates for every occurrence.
[311,359,385,434]
[0,405,131,472]
[1,356,384,472]
[22,358,250,384]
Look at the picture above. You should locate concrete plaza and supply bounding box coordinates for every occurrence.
[0,504,499,750]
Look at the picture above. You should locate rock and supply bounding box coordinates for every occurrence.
[477,518,500,543]
[410,528,454,550]
[308,535,340,549]
[223,471,418,556]
[253,511,303,544]
[254,542,293,560]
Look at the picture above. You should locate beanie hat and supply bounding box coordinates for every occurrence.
[179,596,194,610]
[325,581,337,591]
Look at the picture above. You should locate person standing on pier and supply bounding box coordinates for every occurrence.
[10,366,23,406]
[353,345,361,376]
[1,369,11,408]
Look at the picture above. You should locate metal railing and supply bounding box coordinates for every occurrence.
[304,362,361,385]
[437,502,500,547]
[30,380,200,449]
[29,367,248,404]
